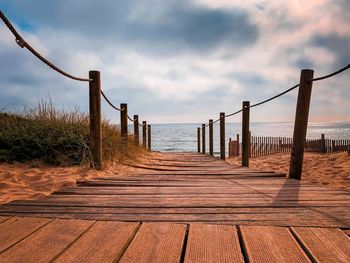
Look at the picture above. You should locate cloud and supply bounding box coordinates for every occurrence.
[0,0,349,124]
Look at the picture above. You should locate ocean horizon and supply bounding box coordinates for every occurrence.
[148,121,350,153]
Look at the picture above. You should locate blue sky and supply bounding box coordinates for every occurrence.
[0,0,349,124]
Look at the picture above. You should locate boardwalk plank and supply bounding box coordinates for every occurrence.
[291,227,350,263]
[184,224,244,263]
[240,226,311,263]
[0,218,94,263]
[0,216,11,223]
[119,222,186,263]
[54,221,140,263]
[0,217,52,253]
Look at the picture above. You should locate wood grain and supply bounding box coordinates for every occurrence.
[0,218,94,263]
[240,225,310,263]
[291,227,350,263]
[184,224,244,263]
[0,217,52,253]
[119,222,186,263]
[54,221,140,263]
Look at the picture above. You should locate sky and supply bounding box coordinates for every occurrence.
[0,0,349,124]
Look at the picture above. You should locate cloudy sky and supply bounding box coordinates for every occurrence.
[0,0,349,124]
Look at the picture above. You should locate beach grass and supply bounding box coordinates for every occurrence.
[0,100,141,165]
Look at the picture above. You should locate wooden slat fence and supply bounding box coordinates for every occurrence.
[228,134,349,158]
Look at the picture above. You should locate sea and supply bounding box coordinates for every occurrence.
[149,122,350,154]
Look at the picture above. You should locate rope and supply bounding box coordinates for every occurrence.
[0,10,92,82]
[101,90,123,111]
[310,64,350,82]
[225,109,243,118]
[127,115,134,122]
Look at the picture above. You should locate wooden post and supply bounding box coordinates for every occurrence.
[133,115,139,146]
[120,103,128,148]
[220,112,225,160]
[142,121,147,148]
[236,134,240,156]
[242,101,250,167]
[197,127,200,153]
[321,134,326,153]
[209,119,213,156]
[202,124,206,154]
[147,125,151,151]
[289,69,314,180]
[89,70,102,170]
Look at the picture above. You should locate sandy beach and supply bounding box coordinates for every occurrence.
[1,151,349,205]
[228,152,350,190]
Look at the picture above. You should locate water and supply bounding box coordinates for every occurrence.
[150,122,350,153]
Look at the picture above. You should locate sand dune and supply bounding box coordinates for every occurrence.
[227,152,350,190]
[0,161,141,204]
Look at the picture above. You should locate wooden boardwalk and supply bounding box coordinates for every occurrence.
[1,152,350,262]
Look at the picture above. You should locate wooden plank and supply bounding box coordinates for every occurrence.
[0,218,94,263]
[119,222,186,263]
[240,226,310,263]
[0,216,11,223]
[184,224,244,263]
[291,227,350,262]
[0,217,52,253]
[55,221,140,263]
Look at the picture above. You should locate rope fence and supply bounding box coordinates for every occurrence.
[197,65,350,180]
[0,10,152,170]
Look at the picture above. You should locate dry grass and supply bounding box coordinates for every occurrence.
[0,100,143,166]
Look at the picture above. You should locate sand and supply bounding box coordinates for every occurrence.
[0,159,143,205]
[227,152,350,190]
[1,151,349,205]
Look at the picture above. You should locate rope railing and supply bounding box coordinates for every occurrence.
[197,64,350,178]
[202,64,350,124]
[0,11,92,82]
[0,10,152,169]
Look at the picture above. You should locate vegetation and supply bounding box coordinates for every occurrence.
[0,101,141,166]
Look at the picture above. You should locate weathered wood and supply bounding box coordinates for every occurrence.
[119,223,186,263]
[184,224,244,263]
[89,70,102,170]
[0,217,52,253]
[0,216,10,223]
[147,125,151,151]
[240,226,310,262]
[220,112,225,160]
[197,127,201,153]
[202,124,206,154]
[120,103,128,147]
[55,221,140,263]
[289,69,314,180]
[291,227,350,263]
[209,119,213,156]
[242,101,250,167]
[142,121,147,148]
[0,219,94,263]
[134,115,139,146]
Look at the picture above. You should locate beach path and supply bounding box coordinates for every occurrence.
[0,152,349,262]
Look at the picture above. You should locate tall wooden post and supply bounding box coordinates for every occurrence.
[134,115,139,146]
[142,121,147,148]
[89,70,102,170]
[147,125,151,151]
[289,69,314,180]
[220,112,225,160]
[197,127,200,153]
[202,124,206,154]
[242,101,250,167]
[321,134,326,153]
[236,134,240,156]
[209,119,213,156]
[120,103,128,148]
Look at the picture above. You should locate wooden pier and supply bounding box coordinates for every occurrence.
[1,152,350,262]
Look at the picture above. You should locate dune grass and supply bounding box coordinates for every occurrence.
[0,101,142,166]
